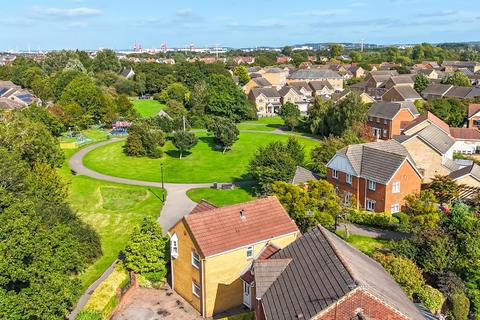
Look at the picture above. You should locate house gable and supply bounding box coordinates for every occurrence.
[326,154,357,176]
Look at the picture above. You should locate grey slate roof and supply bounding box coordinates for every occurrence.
[291,166,318,184]
[384,85,422,100]
[336,140,416,184]
[466,87,480,98]
[266,67,284,74]
[250,87,280,98]
[252,77,272,87]
[444,86,473,99]
[422,83,452,96]
[308,80,334,91]
[368,101,419,120]
[449,164,480,181]
[416,124,455,154]
[261,226,424,320]
[289,81,312,93]
[288,69,341,80]
[253,259,291,299]
[278,86,302,97]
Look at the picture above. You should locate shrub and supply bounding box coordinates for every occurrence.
[373,252,425,298]
[76,311,103,320]
[392,239,418,261]
[349,210,393,229]
[417,285,444,314]
[393,212,410,232]
[448,292,470,320]
[317,211,335,228]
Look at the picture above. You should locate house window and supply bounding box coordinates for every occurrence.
[383,129,388,137]
[368,180,376,191]
[346,173,352,185]
[332,169,338,179]
[246,246,254,259]
[171,233,179,259]
[191,251,200,269]
[392,181,401,193]
[192,281,201,298]
[383,119,388,125]
[373,128,381,138]
[366,199,376,211]
[391,203,400,213]
[344,192,352,205]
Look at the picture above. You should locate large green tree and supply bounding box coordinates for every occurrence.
[442,72,472,87]
[414,74,430,93]
[172,131,198,158]
[233,65,251,86]
[206,117,239,153]
[279,102,301,131]
[92,49,122,73]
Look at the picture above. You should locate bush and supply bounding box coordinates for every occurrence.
[393,212,411,232]
[373,252,425,298]
[349,210,393,229]
[392,239,418,261]
[417,285,444,314]
[137,272,165,289]
[76,310,103,320]
[317,211,335,228]
[448,292,470,320]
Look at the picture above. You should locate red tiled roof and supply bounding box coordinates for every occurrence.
[257,243,280,260]
[450,127,480,140]
[402,111,450,134]
[469,104,480,118]
[190,199,218,214]
[184,197,299,257]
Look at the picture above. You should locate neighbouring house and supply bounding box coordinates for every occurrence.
[326,139,422,213]
[168,197,300,318]
[468,104,480,128]
[416,69,441,80]
[121,67,135,79]
[443,86,475,99]
[422,84,480,100]
[423,60,441,69]
[262,67,288,89]
[382,85,422,102]
[308,80,335,97]
[449,127,480,155]
[248,87,281,116]
[421,83,453,99]
[384,75,415,90]
[363,70,399,88]
[244,226,425,320]
[242,77,272,94]
[276,56,292,64]
[287,69,343,91]
[333,90,375,104]
[348,65,366,78]
[278,86,311,113]
[442,60,480,73]
[290,166,318,185]
[0,80,41,108]
[449,164,480,188]
[367,101,419,140]
[289,81,313,97]
[233,56,255,65]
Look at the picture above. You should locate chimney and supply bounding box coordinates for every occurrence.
[240,209,246,220]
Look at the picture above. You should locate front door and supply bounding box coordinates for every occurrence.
[243,281,251,309]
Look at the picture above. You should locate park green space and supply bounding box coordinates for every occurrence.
[236,116,283,131]
[60,149,164,289]
[336,231,390,255]
[59,127,109,144]
[132,99,165,118]
[83,131,319,183]
[187,186,256,207]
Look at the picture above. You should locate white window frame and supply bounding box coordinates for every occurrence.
[191,251,200,269]
[391,203,400,213]
[368,180,376,191]
[383,129,388,137]
[366,199,376,211]
[392,181,401,193]
[246,246,254,259]
[344,192,352,205]
[170,233,179,259]
[346,173,352,185]
[192,281,201,298]
[332,169,338,179]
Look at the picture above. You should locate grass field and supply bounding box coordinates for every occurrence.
[132,99,165,118]
[83,132,319,183]
[187,186,256,207]
[59,127,109,144]
[60,149,164,289]
[336,231,390,255]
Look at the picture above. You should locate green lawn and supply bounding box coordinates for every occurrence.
[83,132,319,183]
[60,149,164,289]
[187,186,256,207]
[218,312,254,320]
[237,116,283,131]
[59,127,109,144]
[243,116,283,125]
[132,99,165,118]
[336,231,390,255]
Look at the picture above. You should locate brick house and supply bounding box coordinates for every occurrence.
[248,87,281,116]
[243,226,424,320]
[468,104,480,128]
[367,101,419,140]
[326,140,422,213]
[382,85,423,102]
[384,75,415,90]
[168,197,299,318]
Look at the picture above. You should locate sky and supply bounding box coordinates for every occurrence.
[1,0,480,51]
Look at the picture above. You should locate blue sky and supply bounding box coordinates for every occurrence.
[1,0,480,50]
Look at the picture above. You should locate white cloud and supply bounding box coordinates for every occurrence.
[32,6,101,18]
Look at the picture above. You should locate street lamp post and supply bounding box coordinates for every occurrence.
[161,163,165,202]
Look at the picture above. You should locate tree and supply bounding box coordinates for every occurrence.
[157,82,190,104]
[115,94,138,120]
[172,131,198,158]
[424,98,467,127]
[272,180,341,232]
[281,46,293,57]
[403,190,441,231]
[206,117,239,153]
[442,72,472,87]
[21,105,65,136]
[307,98,332,136]
[349,51,363,63]
[429,175,461,203]
[279,102,301,131]
[206,74,254,121]
[326,92,368,136]
[165,99,187,120]
[414,74,430,93]
[123,217,169,277]
[233,65,250,86]
[92,49,122,73]
[249,138,305,192]
[124,121,165,158]
[329,43,343,59]
[64,58,87,73]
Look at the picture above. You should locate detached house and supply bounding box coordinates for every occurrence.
[367,101,419,140]
[262,67,288,89]
[468,104,480,128]
[168,197,299,318]
[278,86,310,113]
[308,80,335,97]
[244,226,425,320]
[422,83,453,99]
[121,67,135,79]
[326,140,422,213]
[287,69,343,91]
[242,77,272,94]
[249,87,281,116]
[384,75,414,90]
[382,85,422,102]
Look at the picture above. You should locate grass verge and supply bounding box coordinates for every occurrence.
[187,186,256,207]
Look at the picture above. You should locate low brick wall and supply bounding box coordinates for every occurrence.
[109,272,138,319]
